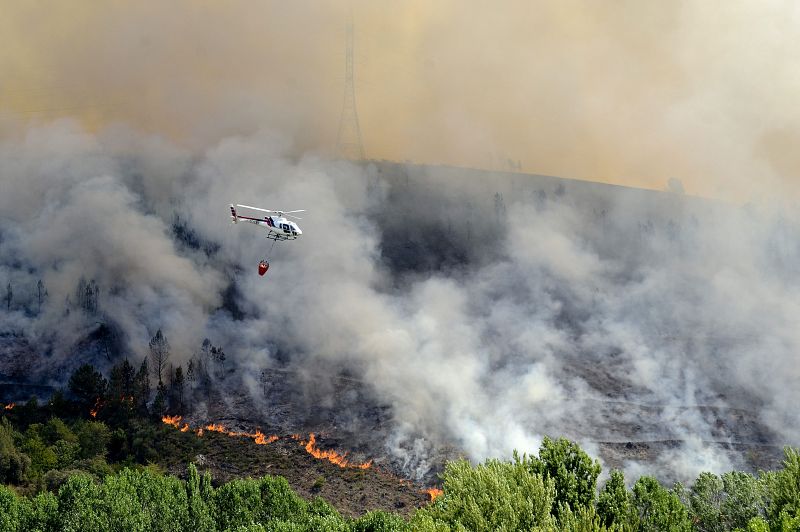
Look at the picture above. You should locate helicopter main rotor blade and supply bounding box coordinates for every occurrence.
[236,204,275,213]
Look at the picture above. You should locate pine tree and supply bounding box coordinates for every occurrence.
[171,366,185,415]
[149,329,170,384]
[152,382,167,418]
[135,358,151,414]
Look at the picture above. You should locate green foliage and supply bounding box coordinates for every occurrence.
[675,472,768,532]
[597,470,636,530]
[632,476,691,532]
[766,447,800,528]
[352,509,410,531]
[23,490,60,532]
[56,473,106,532]
[555,502,606,532]
[41,418,77,445]
[52,440,80,468]
[104,468,191,531]
[688,471,725,532]
[186,463,215,531]
[532,436,601,515]
[22,429,58,475]
[257,475,309,522]
[67,364,107,407]
[4,398,800,532]
[743,515,770,532]
[213,478,262,530]
[0,483,30,532]
[73,421,110,459]
[413,455,556,531]
[0,419,29,484]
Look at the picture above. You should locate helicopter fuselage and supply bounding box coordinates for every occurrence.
[240,214,302,240]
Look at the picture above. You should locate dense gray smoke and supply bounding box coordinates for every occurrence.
[1,121,799,482]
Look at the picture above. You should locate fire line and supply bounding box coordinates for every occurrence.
[161,417,371,469]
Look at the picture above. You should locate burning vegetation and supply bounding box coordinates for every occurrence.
[161,416,370,469]
[425,488,443,501]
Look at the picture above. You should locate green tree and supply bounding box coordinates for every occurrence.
[0,419,29,484]
[688,472,724,532]
[532,436,601,515]
[0,484,27,531]
[766,447,800,529]
[53,440,81,468]
[108,359,136,400]
[186,464,214,532]
[41,417,77,445]
[170,366,185,415]
[597,469,637,530]
[412,454,556,531]
[57,473,106,532]
[152,383,167,418]
[632,476,691,532]
[21,426,58,476]
[213,477,263,530]
[135,358,151,414]
[23,490,60,531]
[74,420,111,460]
[68,364,107,409]
[719,471,766,530]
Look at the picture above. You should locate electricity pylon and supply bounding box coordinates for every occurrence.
[336,13,365,160]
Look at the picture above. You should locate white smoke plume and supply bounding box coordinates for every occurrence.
[1,121,799,484]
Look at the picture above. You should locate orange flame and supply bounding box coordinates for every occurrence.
[162,415,182,427]
[162,415,191,432]
[254,430,278,445]
[89,397,103,418]
[3,403,14,410]
[426,488,443,501]
[162,417,278,446]
[301,433,372,469]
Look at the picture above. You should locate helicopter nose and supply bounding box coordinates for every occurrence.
[295,228,302,235]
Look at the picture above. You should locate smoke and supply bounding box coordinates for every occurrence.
[2,1,800,483]
[3,2,800,200]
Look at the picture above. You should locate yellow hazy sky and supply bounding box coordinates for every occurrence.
[2,1,800,201]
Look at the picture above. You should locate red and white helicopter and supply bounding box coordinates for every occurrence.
[229,204,304,275]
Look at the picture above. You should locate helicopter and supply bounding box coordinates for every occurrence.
[229,204,304,275]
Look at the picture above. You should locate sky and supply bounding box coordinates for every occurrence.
[2,1,800,201]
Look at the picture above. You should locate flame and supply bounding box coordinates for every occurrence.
[300,433,372,469]
[89,397,103,418]
[3,403,14,410]
[254,430,278,445]
[162,417,278,446]
[426,488,443,501]
[204,423,229,433]
[162,415,191,432]
[162,415,183,427]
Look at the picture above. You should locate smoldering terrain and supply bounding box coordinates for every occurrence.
[1,123,798,484]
